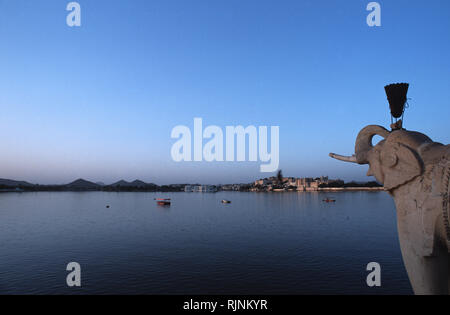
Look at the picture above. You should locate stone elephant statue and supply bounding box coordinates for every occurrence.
[330,125,450,295]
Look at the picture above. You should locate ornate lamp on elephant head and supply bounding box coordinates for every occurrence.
[385,83,409,130]
[329,84,450,295]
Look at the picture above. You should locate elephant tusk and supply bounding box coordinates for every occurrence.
[329,153,358,163]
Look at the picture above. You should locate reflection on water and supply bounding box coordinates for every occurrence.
[0,191,412,294]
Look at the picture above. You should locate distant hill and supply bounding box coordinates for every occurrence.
[130,180,149,187]
[109,180,152,187]
[110,180,133,187]
[65,179,100,190]
[0,178,34,187]
[0,178,180,192]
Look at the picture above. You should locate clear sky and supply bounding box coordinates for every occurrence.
[1,0,450,185]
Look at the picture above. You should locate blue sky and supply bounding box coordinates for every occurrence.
[1,0,450,184]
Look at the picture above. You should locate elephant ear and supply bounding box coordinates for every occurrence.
[381,142,423,190]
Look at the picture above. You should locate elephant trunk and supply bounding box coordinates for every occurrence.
[328,153,357,163]
[354,125,390,164]
[330,125,390,164]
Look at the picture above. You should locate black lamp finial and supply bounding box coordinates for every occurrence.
[384,83,409,130]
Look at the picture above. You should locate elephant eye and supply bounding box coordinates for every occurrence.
[386,155,398,167]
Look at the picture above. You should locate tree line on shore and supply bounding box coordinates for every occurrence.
[0,184,185,192]
[318,180,382,188]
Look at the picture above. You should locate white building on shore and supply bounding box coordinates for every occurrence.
[184,185,217,193]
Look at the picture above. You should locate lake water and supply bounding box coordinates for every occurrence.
[0,191,413,295]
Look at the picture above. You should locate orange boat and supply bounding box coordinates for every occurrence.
[156,198,171,206]
[323,198,336,203]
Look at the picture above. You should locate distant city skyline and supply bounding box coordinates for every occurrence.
[1,0,450,184]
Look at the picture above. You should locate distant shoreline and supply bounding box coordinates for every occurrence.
[0,187,385,193]
[0,177,384,193]
[317,187,384,192]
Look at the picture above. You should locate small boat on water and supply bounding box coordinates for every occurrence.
[221,200,231,204]
[155,198,171,206]
[323,198,336,203]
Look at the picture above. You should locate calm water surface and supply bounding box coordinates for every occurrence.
[0,191,412,294]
